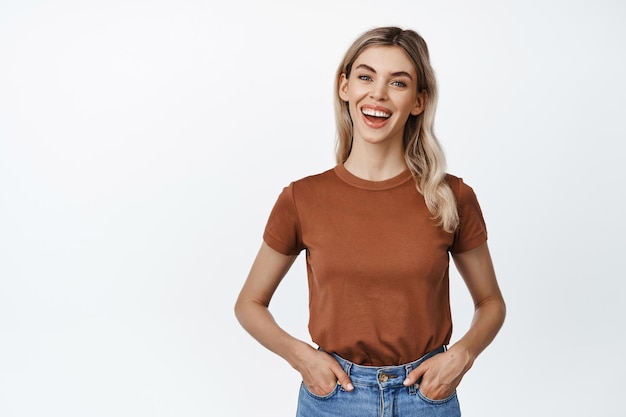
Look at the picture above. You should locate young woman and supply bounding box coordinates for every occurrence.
[235,26,506,417]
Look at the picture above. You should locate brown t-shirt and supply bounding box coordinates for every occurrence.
[263,164,487,366]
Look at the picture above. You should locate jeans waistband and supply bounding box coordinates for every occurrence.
[330,346,446,387]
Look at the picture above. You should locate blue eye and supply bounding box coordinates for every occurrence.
[358,75,372,81]
[392,80,406,87]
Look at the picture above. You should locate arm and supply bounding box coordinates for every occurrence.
[403,242,506,398]
[234,242,354,395]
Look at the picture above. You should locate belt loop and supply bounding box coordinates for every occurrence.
[344,359,352,377]
[405,364,417,395]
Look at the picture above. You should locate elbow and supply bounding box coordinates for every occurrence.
[494,295,507,327]
[476,295,507,325]
[234,294,266,327]
[497,298,507,326]
[234,294,246,325]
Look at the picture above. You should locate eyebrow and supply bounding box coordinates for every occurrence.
[355,64,414,81]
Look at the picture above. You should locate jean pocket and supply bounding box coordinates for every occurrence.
[417,388,458,405]
[300,381,341,400]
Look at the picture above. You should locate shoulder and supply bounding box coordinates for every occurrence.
[444,173,481,205]
[271,167,338,206]
[444,173,461,192]
[288,167,338,192]
[446,173,488,251]
[292,167,336,185]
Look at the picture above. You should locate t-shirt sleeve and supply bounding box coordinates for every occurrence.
[449,177,488,254]
[263,183,305,256]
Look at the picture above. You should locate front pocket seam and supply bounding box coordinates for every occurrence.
[301,382,341,400]
[417,389,457,404]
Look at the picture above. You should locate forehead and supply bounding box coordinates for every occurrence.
[353,45,416,76]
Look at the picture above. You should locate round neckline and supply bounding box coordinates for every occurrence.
[334,163,414,190]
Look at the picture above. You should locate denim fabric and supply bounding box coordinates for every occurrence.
[296,346,460,417]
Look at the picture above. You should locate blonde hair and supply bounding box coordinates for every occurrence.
[334,26,459,232]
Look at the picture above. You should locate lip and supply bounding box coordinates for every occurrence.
[360,104,392,128]
[361,104,392,115]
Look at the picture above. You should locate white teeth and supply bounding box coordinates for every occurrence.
[362,108,390,118]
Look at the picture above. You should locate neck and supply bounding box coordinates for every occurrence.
[343,141,406,181]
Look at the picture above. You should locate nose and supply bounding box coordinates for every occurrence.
[369,81,388,101]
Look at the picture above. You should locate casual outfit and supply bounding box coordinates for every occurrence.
[263,164,487,415]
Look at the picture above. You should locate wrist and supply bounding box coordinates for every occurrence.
[284,340,315,371]
[449,342,476,367]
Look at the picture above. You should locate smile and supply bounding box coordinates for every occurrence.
[361,108,391,119]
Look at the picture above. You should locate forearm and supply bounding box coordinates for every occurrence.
[235,243,312,367]
[235,298,312,368]
[236,297,355,394]
[450,243,506,363]
[402,294,505,397]
[451,296,506,362]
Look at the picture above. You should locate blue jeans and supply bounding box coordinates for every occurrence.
[296,346,461,417]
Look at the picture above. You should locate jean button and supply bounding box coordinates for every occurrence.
[378,373,388,382]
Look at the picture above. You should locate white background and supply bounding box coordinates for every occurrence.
[1,0,625,416]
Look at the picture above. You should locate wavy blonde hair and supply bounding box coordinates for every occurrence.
[334,26,459,232]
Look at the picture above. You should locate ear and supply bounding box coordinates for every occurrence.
[411,90,427,116]
[338,73,349,102]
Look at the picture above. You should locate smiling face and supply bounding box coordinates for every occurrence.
[339,45,426,150]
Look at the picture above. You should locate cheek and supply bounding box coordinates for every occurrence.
[399,96,419,114]
[348,102,360,118]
